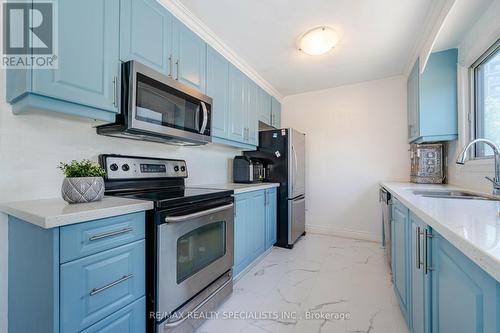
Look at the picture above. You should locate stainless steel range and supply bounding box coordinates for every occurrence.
[100,155,234,333]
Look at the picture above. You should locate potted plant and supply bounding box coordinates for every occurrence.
[59,159,106,204]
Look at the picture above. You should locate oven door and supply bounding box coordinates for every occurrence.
[156,201,234,317]
[125,61,212,145]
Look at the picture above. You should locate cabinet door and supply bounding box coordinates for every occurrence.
[432,233,499,333]
[271,97,281,128]
[248,190,266,260]
[32,0,120,113]
[410,213,431,333]
[233,194,250,276]
[392,199,409,322]
[81,297,145,333]
[265,188,277,249]
[120,0,173,76]
[228,65,246,143]
[172,19,206,92]
[259,89,272,124]
[407,59,420,141]
[247,80,259,146]
[207,47,229,139]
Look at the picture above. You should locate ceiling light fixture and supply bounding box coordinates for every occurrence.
[298,26,339,56]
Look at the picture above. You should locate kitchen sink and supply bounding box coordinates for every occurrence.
[412,190,500,201]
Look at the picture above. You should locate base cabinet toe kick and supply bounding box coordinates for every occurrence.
[389,197,500,333]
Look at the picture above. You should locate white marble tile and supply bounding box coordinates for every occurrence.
[197,234,409,333]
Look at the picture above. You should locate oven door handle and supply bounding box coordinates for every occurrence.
[164,203,234,223]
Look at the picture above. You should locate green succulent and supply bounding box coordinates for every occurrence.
[58,159,106,178]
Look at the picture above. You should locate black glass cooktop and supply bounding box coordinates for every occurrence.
[114,187,233,208]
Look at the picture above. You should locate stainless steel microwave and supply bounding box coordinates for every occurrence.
[97,61,212,145]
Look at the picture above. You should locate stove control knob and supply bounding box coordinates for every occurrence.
[122,164,130,172]
[109,163,118,171]
[180,166,186,172]
[174,165,180,172]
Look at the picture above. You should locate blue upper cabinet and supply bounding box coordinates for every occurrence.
[258,88,272,124]
[207,46,229,139]
[172,19,207,93]
[7,0,121,122]
[407,48,458,143]
[391,198,410,323]
[228,64,246,144]
[120,0,173,76]
[431,231,499,333]
[271,97,282,129]
[246,79,259,146]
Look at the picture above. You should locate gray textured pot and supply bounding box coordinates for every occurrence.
[61,177,105,204]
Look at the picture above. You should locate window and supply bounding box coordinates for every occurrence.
[472,39,500,157]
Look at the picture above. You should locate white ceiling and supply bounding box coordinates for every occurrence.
[179,0,434,96]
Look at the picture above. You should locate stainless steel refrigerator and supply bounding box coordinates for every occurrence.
[244,128,306,248]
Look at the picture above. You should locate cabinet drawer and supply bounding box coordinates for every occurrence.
[60,240,145,332]
[81,297,145,333]
[60,212,145,263]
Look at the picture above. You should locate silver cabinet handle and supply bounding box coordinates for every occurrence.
[200,101,208,134]
[165,203,234,223]
[88,227,133,241]
[416,227,421,269]
[175,59,179,80]
[90,274,133,296]
[113,76,118,107]
[424,229,433,274]
[168,55,173,77]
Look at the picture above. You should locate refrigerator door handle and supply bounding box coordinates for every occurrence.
[292,145,298,192]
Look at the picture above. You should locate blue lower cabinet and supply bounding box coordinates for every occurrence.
[265,188,277,249]
[233,193,251,276]
[431,232,499,333]
[233,188,277,277]
[60,240,145,332]
[390,197,500,333]
[81,297,145,333]
[60,212,145,263]
[8,212,147,333]
[410,213,431,333]
[391,198,410,322]
[248,190,266,261]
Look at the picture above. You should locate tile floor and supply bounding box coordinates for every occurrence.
[197,233,409,333]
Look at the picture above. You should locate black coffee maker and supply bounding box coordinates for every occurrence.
[233,156,267,183]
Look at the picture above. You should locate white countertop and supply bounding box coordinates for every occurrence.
[198,182,280,194]
[0,196,154,229]
[381,181,500,282]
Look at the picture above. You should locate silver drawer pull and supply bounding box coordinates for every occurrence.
[90,274,133,296]
[88,227,133,241]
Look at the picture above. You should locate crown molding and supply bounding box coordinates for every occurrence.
[158,0,284,102]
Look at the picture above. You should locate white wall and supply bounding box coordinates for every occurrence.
[282,76,409,241]
[0,69,240,332]
[445,0,500,193]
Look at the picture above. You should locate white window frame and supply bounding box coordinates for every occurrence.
[469,38,500,159]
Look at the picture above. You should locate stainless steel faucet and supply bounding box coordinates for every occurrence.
[456,138,500,196]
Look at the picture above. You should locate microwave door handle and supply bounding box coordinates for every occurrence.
[199,101,208,134]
